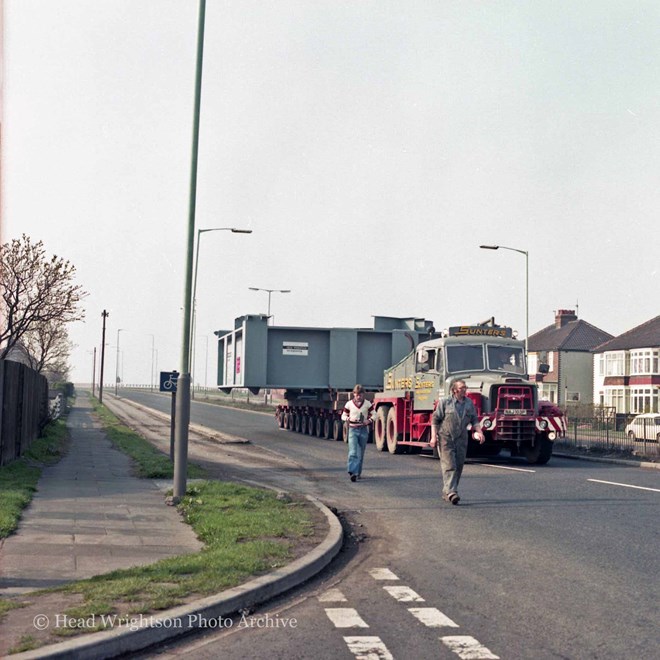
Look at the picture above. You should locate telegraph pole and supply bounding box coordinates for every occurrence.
[99,310,109,403]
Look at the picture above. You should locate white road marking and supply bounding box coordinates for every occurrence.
[408,607,459,627]
[479,463,536,473]
[383,585,425,602]
[587,478,660,493]
[441,635,500,659]
[344,636,394,660]
[325,608,369,628]
[318,588,347,602]
[368,567,400,580]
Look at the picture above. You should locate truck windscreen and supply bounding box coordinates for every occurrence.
[487,345,526,373]
[446,345,484,373]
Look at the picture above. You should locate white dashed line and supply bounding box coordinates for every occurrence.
[383,585,425,602]
[325,608,369,628]
[441,635,500,659]
[587,479,660,493]
[408,607,459,628]
[318,588,347,602]
[478,463,536,473]
[368,567,400,580]
[344,636,394,659]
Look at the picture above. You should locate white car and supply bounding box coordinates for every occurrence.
[624,413,660,441]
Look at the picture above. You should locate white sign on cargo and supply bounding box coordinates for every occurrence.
[283,341,309,356]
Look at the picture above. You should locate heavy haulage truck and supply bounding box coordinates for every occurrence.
[216,315,565,464]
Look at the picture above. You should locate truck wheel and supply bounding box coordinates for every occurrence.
[332,419,344,442]
[315,417,323,437]
[323,418,332,440]
[374,407,388,451]
[277,412,286,428]
[524,435,553,465]
[286,413,294,431]
[301,416,308,434]
[386,407,403,454]
[294,414,302,433]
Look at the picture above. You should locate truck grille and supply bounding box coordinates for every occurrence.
[496,418,536,442]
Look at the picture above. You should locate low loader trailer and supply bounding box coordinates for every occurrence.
[216,316,565,464]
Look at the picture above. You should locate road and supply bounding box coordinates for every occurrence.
[119,390,659,660]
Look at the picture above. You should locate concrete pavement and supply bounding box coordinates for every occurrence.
[0,395,343,658]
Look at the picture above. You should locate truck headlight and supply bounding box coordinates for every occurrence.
[548,431,556,440]
[482,418,492,429]
[538,420,548,430]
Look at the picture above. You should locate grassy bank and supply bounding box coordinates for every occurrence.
[0,419,68,539]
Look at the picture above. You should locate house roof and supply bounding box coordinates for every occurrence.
[593,315,660,353]
[528,319,613,352]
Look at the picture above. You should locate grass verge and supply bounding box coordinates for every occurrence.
[1,396,321,651]
[89,398,206,479]
[50,481,314,636]
[0,419,68,539]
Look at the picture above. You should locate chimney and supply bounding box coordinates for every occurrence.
[555,309,577,328]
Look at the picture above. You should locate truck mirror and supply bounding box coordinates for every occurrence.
[538,363,550,374]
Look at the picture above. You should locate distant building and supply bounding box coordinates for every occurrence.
[593,315,660,414]
[528,310,613,406]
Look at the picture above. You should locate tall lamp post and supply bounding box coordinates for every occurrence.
[114,328,126,396]
[190,227,252,394]
[248,287,291,324]
[479,245,529,351]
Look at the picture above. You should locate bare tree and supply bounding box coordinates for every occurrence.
[0,234,87,361]
[22,319,73,380]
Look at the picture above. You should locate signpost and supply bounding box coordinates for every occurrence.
[160,371,179,460]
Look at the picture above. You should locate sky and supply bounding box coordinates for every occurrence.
[2,0,659,386]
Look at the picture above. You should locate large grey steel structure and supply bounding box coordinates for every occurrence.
[217,314,436,393]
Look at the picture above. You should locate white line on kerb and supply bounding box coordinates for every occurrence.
[478,463,536,473]
[587,479,660,493]
[441,635,500,659]
[344,636,394,660]
[324,608,369,628]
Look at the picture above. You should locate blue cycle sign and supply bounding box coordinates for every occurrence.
[160,371,179,392]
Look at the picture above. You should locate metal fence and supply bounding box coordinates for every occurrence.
[556,414,660,459]
[0,359,50,466]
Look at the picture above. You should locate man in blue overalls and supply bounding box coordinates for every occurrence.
[429,379,484,504]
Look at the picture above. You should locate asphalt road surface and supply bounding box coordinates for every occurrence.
[119,391,659,660]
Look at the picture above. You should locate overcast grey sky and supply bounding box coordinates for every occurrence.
[2,1,659,386]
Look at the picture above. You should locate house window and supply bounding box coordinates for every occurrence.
[631,387,659,414]
[604,352,625,376]
[630,350,660,376]
[603,388,627,414]
[527,353,538,374]
[598,355,605,377]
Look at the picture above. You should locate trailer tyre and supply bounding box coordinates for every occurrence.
[332,419,344,442]
[323,418,332,440]
[374,407,388,451]
[315,417,323,437]
[286,413,294,431]
[294,414,301,433]
[277,412,286,429]
[386,407,403,454]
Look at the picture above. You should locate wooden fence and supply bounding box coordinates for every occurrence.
[0,359,49,466]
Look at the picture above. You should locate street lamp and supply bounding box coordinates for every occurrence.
[115,328,126,395]
[479,245,529,351]
[190,227,252,391]
[248,287,291,324]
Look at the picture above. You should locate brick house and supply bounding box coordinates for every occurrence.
[527,310,613,406]
[593,315,660,414]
